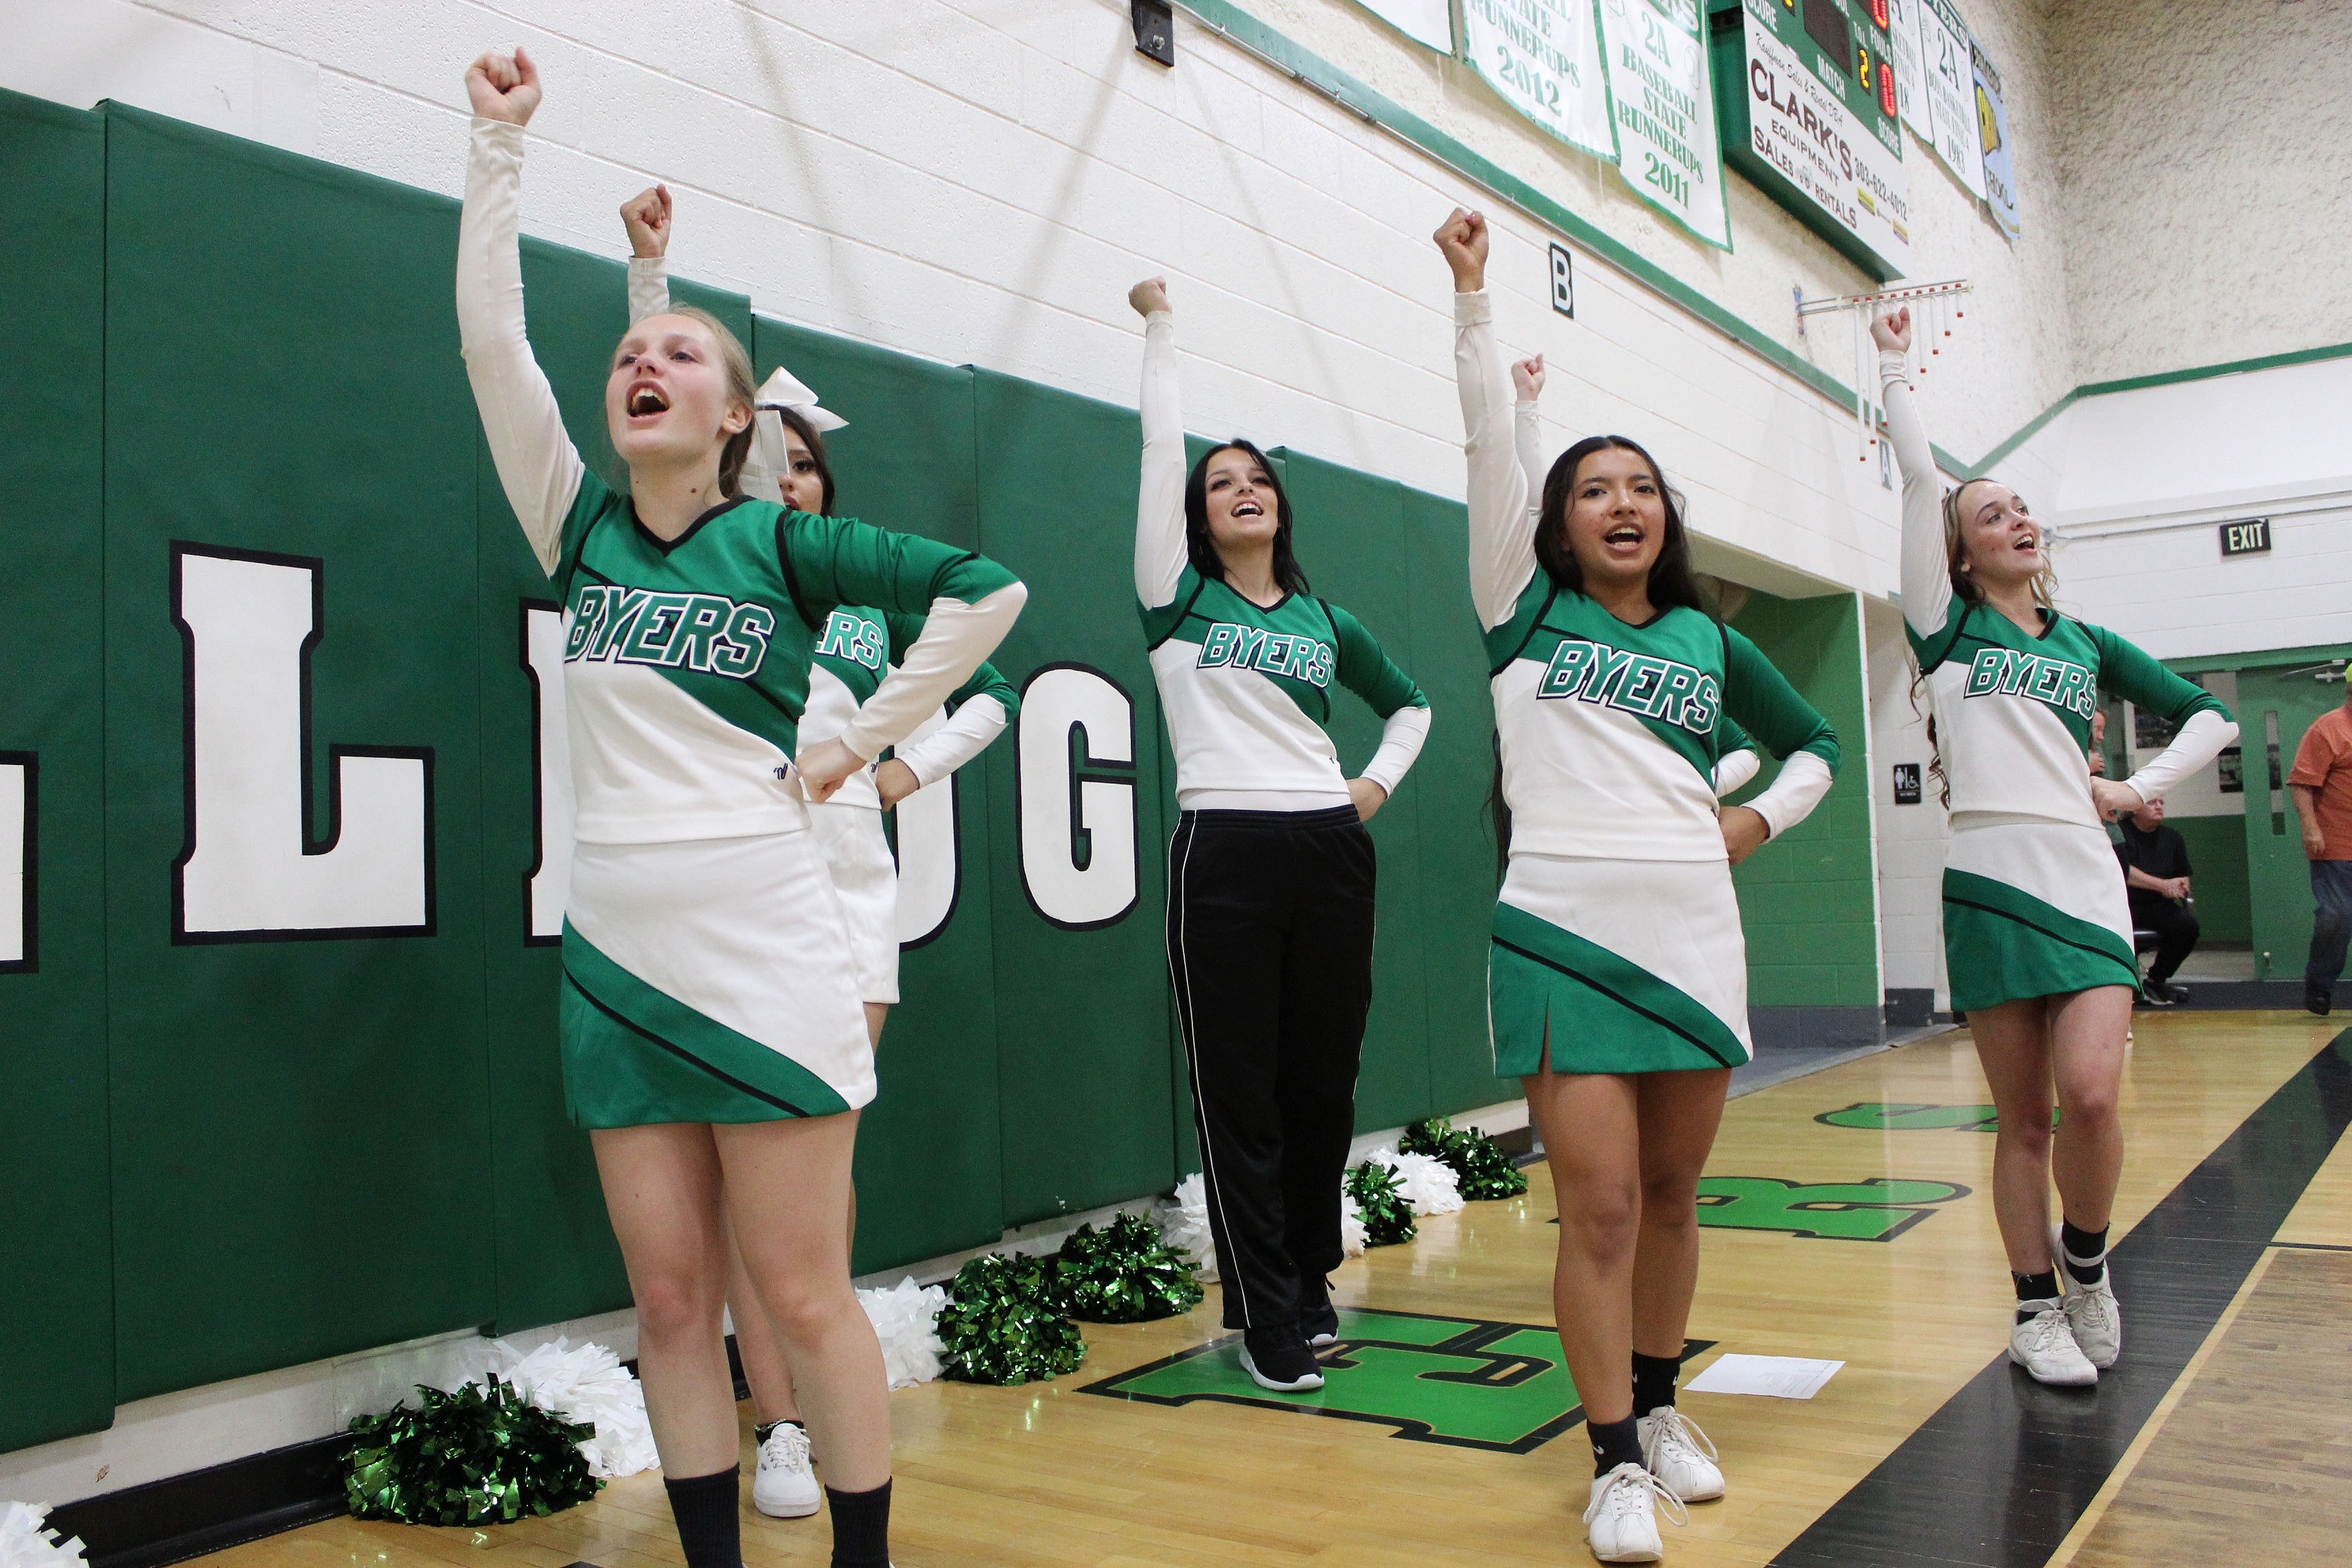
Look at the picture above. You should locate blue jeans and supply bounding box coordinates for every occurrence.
[2311,860,2352,985]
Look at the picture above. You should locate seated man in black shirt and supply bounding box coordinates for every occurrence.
[2115,795,2198,1005]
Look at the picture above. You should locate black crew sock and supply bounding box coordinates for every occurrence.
[662,1465,741,1568]
[1631,1352,1680,1417]
[753,1416,806,1448]
[2013,1270,2060,1322]
[826,1478,892,1568]
[2058,1220,2109,1285]
[1588,1414,1643,1478]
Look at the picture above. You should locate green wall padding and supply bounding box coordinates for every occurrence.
[0,86,114,1451]
[1727,591,1878,1008]
[972,370,1177,1224]
[1400,486,1512,1113]
[101,105,496,1401]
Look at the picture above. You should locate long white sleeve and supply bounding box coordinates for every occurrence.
[457,120,587,579]
[627,255,671,325]
[1514,399,1548,532]
[1744,750,1835,840]
[1882,348,1952,643]
[1135,312,1190,610]
[890,695,1008,789]
[1358,704,1433,798]
[1454,292,1537,632]
[2122,708,2240,804]
[1713,747,1761,798]
[835,585,1028,762]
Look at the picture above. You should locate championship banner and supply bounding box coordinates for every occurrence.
[1914,0,1984,197]
[1599,0,1729,250]
[1352,0,1454,53]
[1463,0,1617,161]
[1886,0,1933,143]
[1970,35,2021,239]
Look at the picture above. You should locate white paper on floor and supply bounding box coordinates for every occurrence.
[1682,1354,1844,1399]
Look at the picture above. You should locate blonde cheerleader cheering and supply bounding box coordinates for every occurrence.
[1876,307,2236,1388]
[461,50,1024,1568]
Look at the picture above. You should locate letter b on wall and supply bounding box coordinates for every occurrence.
[173,544,432,940]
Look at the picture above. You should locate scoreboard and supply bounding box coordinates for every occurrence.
[1708,0,1914,280]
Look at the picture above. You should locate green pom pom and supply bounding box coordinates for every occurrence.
[1401,1117,1531,1201]
[1345,1160,1417,1247]
[344,1375,602,1526]
[936,1253,1088,1385]
[1051,1213,1205,1323]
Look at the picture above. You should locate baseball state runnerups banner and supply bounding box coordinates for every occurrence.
[1599,0,1731,249]
[1970,33,2020,239]
[1352,0,1454,52]
[1706,0,1914,281]
[1463,0,1616,160]
[1912,0,1984,197]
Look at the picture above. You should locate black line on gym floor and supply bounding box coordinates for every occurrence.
[1770,1028,2352,1568]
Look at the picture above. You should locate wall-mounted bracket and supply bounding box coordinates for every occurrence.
[1133,1,1175,67]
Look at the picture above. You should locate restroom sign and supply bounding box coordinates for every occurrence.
[2219,519,2270,558]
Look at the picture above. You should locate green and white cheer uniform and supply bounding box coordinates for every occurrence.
[631,260,1017,1004]
[1456,291,1840,1075]
[1516,397,1759,800]
[1883,349,2236,1011]
[802,606,1017,1003]
[1135,311,1430,807]
[459,119,1024,1125]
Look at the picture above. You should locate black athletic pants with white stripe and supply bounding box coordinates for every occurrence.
[1168,805,1377,1331]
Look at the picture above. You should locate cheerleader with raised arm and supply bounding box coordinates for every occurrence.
[616,185,1021,1519]
[1439,210,1840,1563]
[1876,306,2236,1387]
[460,51,1025,1568]
[1128,275,1432,1394]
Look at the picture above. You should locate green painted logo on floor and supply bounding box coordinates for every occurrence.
[1695,1176,1971,1240]
[1816,1101,2060,1133]
[1081,1308,1706,1453]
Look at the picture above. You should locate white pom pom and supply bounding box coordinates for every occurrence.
[483,1337,658,1480]
[1,1503,86,1568]
[1365,1146,1464,1216]
[1155,1173,1219,1281]
[858,1277,949,1390]
[1339,1191,1367,1257]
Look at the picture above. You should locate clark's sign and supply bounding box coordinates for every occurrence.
[1707,0,1913,280]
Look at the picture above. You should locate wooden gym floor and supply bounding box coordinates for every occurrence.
[207,1012,2351,1567]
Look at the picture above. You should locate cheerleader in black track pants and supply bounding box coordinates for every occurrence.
[1128,276,1433,1393]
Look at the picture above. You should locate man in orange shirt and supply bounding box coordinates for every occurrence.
[2287,685,2352,1016]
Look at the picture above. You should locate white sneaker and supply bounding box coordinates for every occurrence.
[751,1420,821,1518]
[2053,1225,2121,1369]
[2009,1301,2098,1386]
[1637,1407,1722,1503]
[1582,1462,1686,1563]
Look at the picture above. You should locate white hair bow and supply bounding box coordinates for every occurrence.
[740,365,847,506]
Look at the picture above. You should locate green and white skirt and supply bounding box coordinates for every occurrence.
[560,826,872,1128]
[1488,853,1752,1077]
[1942,814,2140,1012]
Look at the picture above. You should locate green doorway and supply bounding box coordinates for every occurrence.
[2239,662,2352,980]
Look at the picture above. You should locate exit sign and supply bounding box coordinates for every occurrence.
[2220,519,2271,557]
